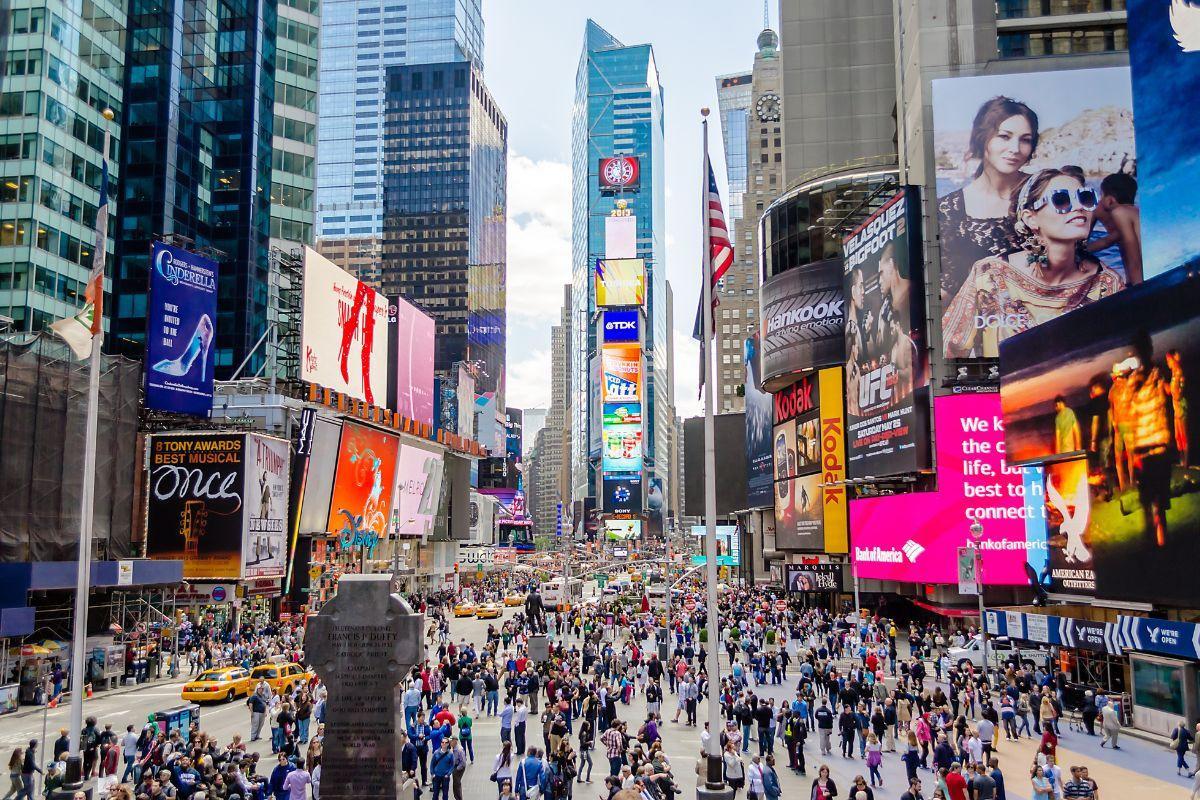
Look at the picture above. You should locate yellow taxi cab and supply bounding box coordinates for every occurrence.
[476,602,503,619]
[181,666,252,703]
[453,602,477,617]
[503,592,526,607]
[248,661,313,696]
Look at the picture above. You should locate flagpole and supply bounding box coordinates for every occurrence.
[65,108,113,786]
[697,108,731,800]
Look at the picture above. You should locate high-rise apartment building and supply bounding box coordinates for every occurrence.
[380,59,506,401]
[714,28,781,412]
[715,73,752,230]
[570,21,668,526]
[0,0,124,332]
[270,0,320,253]
[113,0,277,377]
[315,0,483,278]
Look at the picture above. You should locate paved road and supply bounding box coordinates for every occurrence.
[0,602,1192,800]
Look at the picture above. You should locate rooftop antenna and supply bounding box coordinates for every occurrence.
[763,0,769,29]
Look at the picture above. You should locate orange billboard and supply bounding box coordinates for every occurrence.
[326,422,400,554]
[601,344,641,403]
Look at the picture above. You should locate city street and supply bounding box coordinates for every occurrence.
[5,597,1191,800]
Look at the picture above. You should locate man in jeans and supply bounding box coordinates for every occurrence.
[429,739,455,800]
[246,690,268,742]
[120,724,141,783]
[601,721,625,776]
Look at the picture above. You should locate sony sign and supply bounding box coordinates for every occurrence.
[602,310,639,343]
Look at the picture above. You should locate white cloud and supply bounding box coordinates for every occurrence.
[504,151,571,413]
[506,153,572,322]
[673,329,703,419]
[506,347,551,410]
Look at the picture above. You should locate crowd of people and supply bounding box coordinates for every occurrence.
[1,571,1191,800]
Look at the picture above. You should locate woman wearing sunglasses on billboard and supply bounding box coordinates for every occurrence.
[937,96,1039,305]
[942,166,1125,359]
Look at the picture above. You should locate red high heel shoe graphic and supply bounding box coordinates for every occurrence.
[336,281,378,404]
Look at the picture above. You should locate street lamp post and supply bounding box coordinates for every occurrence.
[968,519,989,684]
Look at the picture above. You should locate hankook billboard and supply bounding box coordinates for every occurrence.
[759,258,845,387]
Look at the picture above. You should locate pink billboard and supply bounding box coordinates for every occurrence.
[391,295,435,426]
[849,394,1045,585]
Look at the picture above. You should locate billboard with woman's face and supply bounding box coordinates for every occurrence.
[932,68,1137,380]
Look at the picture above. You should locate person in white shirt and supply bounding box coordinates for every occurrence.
[746,755,765,800]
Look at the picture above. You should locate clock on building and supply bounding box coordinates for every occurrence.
[755,92,781,123]
[598,156,641,191]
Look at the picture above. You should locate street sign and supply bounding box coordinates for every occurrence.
[684,597,696,612]
[957,546,979,595]
[309,565,324,580]
[775,599,787,612]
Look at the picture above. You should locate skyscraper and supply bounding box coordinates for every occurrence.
[715,26,781,413]
[315,0,483,278]
[571,20,667,536]
[113,0,277,377]
[380,60,506,402]
[270,0,321,253]
[0,0,124,333]
[715,73,752,232]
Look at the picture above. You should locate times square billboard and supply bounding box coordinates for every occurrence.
[842,188,931,480]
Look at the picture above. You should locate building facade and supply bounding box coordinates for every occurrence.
[269,0,320,254]
[715,73,752,230]
[314,0,483,278]
[0,0,125,332]
[570,20,668,531]
[113,0,277,377]
[380,59,506,401]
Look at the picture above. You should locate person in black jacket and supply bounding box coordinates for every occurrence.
[838,705,857,759]
[814,700,834,756]
[20,741,39,800]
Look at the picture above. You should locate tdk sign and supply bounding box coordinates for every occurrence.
[603,310,639,342]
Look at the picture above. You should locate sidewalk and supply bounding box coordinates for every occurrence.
[2,674,187,722]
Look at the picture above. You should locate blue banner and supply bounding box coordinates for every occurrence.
[602,310,639,343]
[145,241,218,415]
[1128,0,1200,279]
[1120,615,1200,660]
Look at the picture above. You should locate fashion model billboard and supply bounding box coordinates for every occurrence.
[145,242,218,416]
[1128,0,1200,279]
[849,394,1045,584]
[390,294,435,426]
[145,433,247,580]
[243,434,290,579]
[300,247,391,405]
[744,335,774,509]
[843,188,931,479]
[933,68,1136,379]
[759,258,845,385]
[325,422,400,556]
[391,441,443,538]
[1000,264,1200,606]
[595,258,645,308]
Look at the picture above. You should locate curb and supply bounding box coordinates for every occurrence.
[3,676,187,722]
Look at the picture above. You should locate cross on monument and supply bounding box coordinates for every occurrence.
[305,574,425,800]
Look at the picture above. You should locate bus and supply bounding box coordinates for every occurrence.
[541,577,584,612]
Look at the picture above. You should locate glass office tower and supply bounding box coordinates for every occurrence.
[113,0,277,377]
[570,20,668,511]
[381,59,506,403]
[316,0,483,280]
[269,0,320,252]
[0,0,125,332]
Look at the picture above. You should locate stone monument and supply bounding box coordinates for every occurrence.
[305,574,425,800]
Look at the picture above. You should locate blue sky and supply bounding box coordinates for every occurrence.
[481,1,771,415]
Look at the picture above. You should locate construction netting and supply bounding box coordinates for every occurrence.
[0,334,141,561]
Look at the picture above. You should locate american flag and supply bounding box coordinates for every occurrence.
[707,160,734,290]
